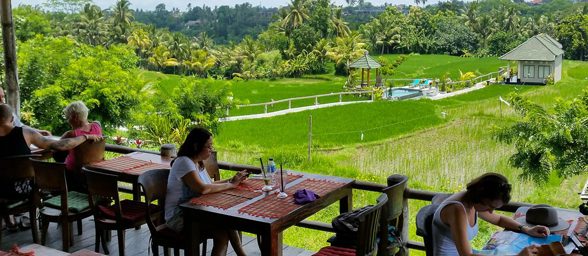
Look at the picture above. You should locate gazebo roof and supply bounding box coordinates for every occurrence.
[349,52,381,69]
[499,34,564,61]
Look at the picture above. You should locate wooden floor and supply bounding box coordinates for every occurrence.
[1,216,313,256]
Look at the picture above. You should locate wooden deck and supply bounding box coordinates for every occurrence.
[1,216,313,256]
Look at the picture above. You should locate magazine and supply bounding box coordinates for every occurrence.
[478,231,563,255]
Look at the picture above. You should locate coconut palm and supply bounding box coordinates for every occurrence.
[330,8,350,37]
[193,32,215,52]
[326,32,366,75]
[127,28,152,58]
[75,4,108,46]
[184,49,217,77]
[112,0,133,41]
[281,0,310,35]
[148,45,179,71]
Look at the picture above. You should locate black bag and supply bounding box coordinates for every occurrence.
[330,206,373,246]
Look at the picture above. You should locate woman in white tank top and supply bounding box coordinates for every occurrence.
[432,173,550,256]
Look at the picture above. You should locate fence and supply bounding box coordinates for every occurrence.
[227,91,374,116]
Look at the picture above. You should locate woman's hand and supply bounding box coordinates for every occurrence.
[517,245,539,256]
[524,225,550,237]
[229,170,249,185]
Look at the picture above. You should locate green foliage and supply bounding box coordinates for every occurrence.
[173,78,233,133]
[14,5,53,42]
[495,92,588,183]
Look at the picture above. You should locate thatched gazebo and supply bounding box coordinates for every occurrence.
[349,51,382,87]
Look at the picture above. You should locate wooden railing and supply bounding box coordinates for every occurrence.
[105,143,534,255]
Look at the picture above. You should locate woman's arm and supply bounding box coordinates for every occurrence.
[182,170,247,195]
[479,211,549,237]
[443,204,477,256]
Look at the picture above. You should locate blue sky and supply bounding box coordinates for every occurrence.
[14,0,432,11]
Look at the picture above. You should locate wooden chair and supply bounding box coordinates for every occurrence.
[69,140,105,192]
[314,193,388,256]
[0,155,40,245]
[138,169,209,256]
[30,159,93,252]
[378,175,408,256]
[83,167,149,256]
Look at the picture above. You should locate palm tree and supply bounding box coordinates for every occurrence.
[326,32,366,75]
[183,49,217,77]
[148,45,178,71]
[193,32,215,52]
[76,4,108,46]
[330,8,350,37]
[281,0,310,35]
[127,28,152,57]
[112,0,133,42]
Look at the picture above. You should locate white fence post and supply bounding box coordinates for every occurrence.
[315,97,318,105]
[264,104,268,113]
[288,100,291,109]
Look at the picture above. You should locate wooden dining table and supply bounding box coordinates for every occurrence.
[84,152,171,200]
[180,172,354,256]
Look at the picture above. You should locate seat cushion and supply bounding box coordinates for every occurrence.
[313,246,356,256]
[44,191,90,213]
[98,199,153,223]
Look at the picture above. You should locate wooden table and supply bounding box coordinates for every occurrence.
[85,152,171,200]
[180,172,354,256]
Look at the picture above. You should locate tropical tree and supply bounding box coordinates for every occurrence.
[148,45,179,71]
[111,0,134,43]
[495,93,588,183]
[326,32,366,75]
[330,8,351,37]
[183,49,217,77]
[74,4,108,46]
[127,28,152,59]
[281,0,310,35]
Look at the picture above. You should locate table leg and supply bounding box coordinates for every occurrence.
[132,181,141,202]
[340,188,352,213]
[185,214,202,256]
[259,230,282,256]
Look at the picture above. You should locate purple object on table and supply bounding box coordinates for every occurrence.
[293,189,320,204]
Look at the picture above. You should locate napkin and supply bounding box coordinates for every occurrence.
[294,189,320,204]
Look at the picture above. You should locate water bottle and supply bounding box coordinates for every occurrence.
[268,158,277,187]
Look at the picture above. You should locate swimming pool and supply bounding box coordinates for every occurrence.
[383,88,423,100]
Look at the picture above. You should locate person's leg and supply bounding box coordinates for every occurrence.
[211,229,229,256]
[229,230,247,256]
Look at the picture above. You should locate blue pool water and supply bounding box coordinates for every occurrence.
[384,88,422,100]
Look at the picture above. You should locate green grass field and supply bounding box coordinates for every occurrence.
[138,56,588,253]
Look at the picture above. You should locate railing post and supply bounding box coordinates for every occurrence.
[339,94,342,102]
[264,104,268,113]
[288,100,291,109]
[315,97,318,105]
[226,107,229,116]
[371,91,374,101]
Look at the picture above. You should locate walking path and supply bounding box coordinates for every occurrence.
[429,81,487,100]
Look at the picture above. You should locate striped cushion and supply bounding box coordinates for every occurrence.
[313,246,356,256]
[44,191,90,213]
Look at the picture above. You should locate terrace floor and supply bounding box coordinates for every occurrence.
[1,216,313,256]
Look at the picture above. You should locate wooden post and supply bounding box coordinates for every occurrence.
[264,104,268,113]
[366,68,370,87]
[307,115,312,161]
[1,0,20,114]
[314,97,318,105]
[339,94,342,102]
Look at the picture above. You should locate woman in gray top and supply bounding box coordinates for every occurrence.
[433,173,549,256]
[164,127,249,256]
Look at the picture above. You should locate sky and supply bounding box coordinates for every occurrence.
[13,0,435,11]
